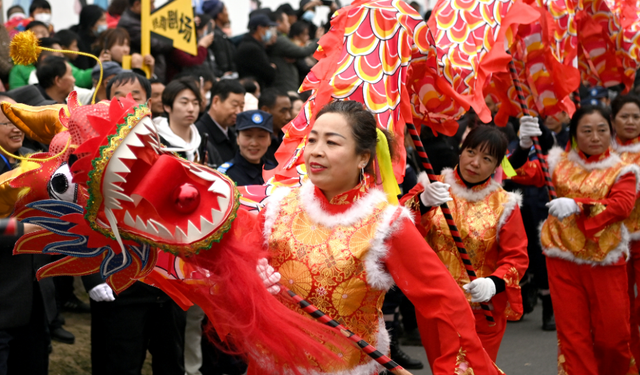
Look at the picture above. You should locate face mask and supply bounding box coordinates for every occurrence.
[205,91,212,107]
[9,12,26,20]
[34,13,51,25]
[262,29,273,43]
[301,10,315,22]
[96,23,108,35]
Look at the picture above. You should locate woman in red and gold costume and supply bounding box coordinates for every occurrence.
[510,106,640,374]
[400,125,529,362]
[254,101,501,374]
[611,94,640,363]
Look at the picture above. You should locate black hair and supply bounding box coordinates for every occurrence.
[108,0,128,16]
[289,21,309,39]
[128,0,140,7]
[149,77,163,85]
[55,29,80,49]
[611,94,640,120]
[315,101,395,175]
[289,94,302,103]
[569,105,612,142]
[270,10,286,23]
[7,5,25,19]
[175,66,215,85]
[239,77,258,95]
[196,13,212,31]
[459,125,508,166]
[210,79,246,102]
[106,71,151,100]
[36,56,68,89]
[78,5,105,31]
[29,0,51,16]
[39,37,61,49]
[26,20,47,31]
[258,88,288,109]
[161,77,202,110]
[276,3,296,15]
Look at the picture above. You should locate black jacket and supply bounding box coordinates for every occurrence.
[195,113,237,169]
[0,149,56,329]
[268,35,318,93]
[209,25,237,76]
[234,34,276,89]
[221,152,276,186]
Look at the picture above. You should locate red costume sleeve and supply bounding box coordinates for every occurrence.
[574,171,638,239]
[493,206,529,319]
[385,218,501,375]
[510,159,547,188]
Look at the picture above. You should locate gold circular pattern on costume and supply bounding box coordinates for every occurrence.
[278,260,313,298]
[292,212,330,246]
[558,219,586,253]
[436,251,462,279]
[331,278,367,316]
[348,224,375,257]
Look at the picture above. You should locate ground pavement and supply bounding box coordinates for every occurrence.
[403,312,558,375]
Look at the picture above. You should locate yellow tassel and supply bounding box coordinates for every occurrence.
[10,31,103,104]
[375,128,400,205]
[10,30,41,66]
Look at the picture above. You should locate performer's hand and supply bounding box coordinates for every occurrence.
[89,283,115,302]
[257,258,281,295]
[519,116,542,149]
[419,178,452,208]
[546,198,581,220]
[463,278,496,303]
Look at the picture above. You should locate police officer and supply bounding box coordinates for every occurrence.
[218,109,276,186]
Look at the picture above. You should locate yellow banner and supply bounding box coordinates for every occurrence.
[141,0,198,73]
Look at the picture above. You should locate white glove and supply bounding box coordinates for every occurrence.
[462,278,496,303]
[420,181,452,207]
[546,198,581,220]
[257,258,281,295]
[519,116,543,149]
[89,283,115,302]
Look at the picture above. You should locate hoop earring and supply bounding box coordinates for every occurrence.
[360,167,365,182]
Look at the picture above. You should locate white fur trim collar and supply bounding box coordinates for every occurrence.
[614,139,640,154]
[262,187,292,245]
[364,205,413,291]
[566,149,621,171]
[496,191,523,243]
[546,147,565,176]
[298,180,388,228]
[616,164,640,193]
[440,168,501,203]
[541,222,631,266]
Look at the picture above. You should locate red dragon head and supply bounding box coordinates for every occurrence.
[71,95,238,257]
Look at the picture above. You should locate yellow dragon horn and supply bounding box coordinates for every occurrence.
[1,102,68,145]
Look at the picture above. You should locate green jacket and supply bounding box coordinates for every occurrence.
[8,64,34,90]
[70,63,93,89]
[8,62,93,90]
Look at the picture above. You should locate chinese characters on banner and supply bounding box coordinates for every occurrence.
[140,0,198,77]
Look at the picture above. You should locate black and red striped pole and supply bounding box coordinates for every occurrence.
[406,123,495,325]
[279,284,413,375]
[507,58,557,201]
[0,218,20,237]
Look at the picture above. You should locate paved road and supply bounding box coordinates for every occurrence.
[399,310,558,375]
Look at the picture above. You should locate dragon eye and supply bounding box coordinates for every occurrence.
[51,173,69,194]
[48,164,78,202]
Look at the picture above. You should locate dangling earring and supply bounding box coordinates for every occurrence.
[360,167,365,182]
